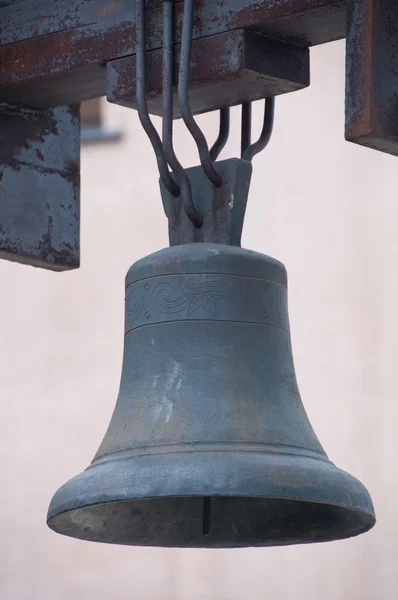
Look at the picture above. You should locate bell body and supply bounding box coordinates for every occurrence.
[48,243,375,547]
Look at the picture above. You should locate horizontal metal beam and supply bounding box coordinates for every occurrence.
[0,0,345,108]
[0,0,345,46]
[0,0,130,46]
[108,30,310,117]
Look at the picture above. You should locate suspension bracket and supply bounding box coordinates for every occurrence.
[161,158,252,247]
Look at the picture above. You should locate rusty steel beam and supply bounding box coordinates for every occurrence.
[0,0,345,46]
[0,0,344,109]
[345,0,398,155]
[0,104,80,270]
[108,30,310,117]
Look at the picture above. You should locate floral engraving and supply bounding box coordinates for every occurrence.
[153,277,232,316]
[124,274,287,331]
[242,284,258,314]
[125,288,143,323]
[241,281,271,314]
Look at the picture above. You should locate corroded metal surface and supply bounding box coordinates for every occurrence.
[0,103,80,270]
[108,30,309,117]
[345,0,398,155]
[0,0,342,108]
[0,0,345,46]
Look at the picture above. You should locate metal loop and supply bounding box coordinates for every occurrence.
[178,0,223,188]
[242,97,275,162]
[136,0,179,196]
[210,108,230,162]
[162,0,202,227]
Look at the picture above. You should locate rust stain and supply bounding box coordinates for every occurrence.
[0,21,135,87]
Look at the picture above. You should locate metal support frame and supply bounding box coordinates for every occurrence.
[0,0,343,108]
[0,0,397,269]
[1,0,396,156]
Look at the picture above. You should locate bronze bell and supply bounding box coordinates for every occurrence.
[48,161,375,547]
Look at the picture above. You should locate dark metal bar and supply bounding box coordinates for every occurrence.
[0,0,345,48]
[241,103,252,158]
[202,497,211,536]
[178,0,222,187]
[345,0,398,156]
[162,0,202,227]
[242,97,275,161]
[136,0,178,196]
[210,108,230,162]
[0,104,80,270]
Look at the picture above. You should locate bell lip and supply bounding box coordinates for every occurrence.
[47,496,375,549]
[47,451,375,546]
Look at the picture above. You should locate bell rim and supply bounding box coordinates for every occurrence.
[47,450,375,547]
[47,496,375,549]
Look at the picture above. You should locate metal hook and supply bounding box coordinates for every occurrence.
[136,0,179,196]
[242,97,275,162]
[178,0,223,188]
[210,108,230,162]
[162,0,202,227]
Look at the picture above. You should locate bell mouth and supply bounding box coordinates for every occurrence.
[48,496,375,548]
[48,495,374,548]
[48,448,375,548]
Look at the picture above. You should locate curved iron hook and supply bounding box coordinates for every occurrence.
[178,0,223,187]
[136,0,179,196]
[210,108,230,162]
[242,97,275,162]
[162,0,202,227]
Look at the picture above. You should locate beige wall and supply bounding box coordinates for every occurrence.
[1,40,397,599]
